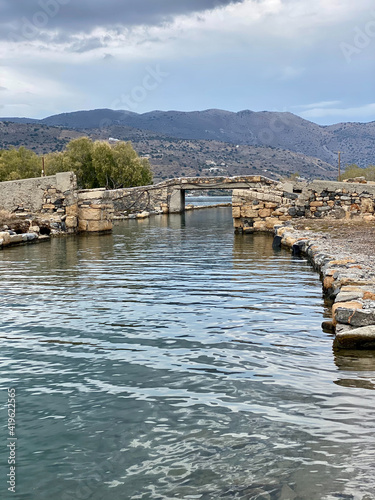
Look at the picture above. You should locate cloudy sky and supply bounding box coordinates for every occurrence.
[0,0,374,124]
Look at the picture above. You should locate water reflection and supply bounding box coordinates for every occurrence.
[334,348,375,390]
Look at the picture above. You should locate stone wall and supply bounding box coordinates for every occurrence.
[77,189,114,233]
[301,180,375,220]
[2,174,375,235]
[232,180,297,232]
[108,185,170,215]
[0,172,77,213]
[232,178,375,232]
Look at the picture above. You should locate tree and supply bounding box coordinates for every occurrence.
[0,138,153,189]
[65,137,97,189]
[92,141,116,189]
[0,147,41,182]
[44,151,68,176]
[111,141,153,189]
[45,138,153,189]
[342,164,375,181]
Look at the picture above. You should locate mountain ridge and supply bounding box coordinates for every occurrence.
[0,120,336,182]
[1,108,374,168]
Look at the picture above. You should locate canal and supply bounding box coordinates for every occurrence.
[0,207,374,499]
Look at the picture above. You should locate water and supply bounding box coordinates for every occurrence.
[185,196,231,207]
[0,207,375,500]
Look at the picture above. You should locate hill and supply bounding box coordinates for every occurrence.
[0,121,336,181]
[11,108,373,168]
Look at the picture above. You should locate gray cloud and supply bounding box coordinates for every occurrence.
[0,86,7,91]
[0,0,244,40]
[69,37,105,53]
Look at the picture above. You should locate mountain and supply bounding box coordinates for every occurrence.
[0,121,336,181]
[1,107,374,179]
[26,108,375,168]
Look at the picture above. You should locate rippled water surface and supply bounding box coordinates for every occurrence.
[186,196,231,207]
[1,207,375,500]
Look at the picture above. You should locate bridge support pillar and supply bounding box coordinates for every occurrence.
[169,189,185,213]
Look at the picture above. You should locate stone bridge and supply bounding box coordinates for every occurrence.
[102,175,290,215]
[1,173,375,234]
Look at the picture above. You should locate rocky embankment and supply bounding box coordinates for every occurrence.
[0,212,70,249]
[276,219,375,349]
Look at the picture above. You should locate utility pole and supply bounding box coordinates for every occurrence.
[338,151,341,182]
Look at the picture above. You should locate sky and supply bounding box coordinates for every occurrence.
[0,0,374,124]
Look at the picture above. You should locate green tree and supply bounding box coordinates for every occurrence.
[0,138,153,189]
[111,141,153,189]
[44,151,69,175]
[65,137,97,189]
[92,141,116,189]
[45,138,153,189]
[0,147,41,182]
[342,164,375,181]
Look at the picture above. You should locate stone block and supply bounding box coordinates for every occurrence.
[0,231,11,246]
[78,208,103,221]
[272,209,285,216]
[78,220,88,232]
[331,208,346,219]
[361,198,374,213]
[350,203,360,212]
[232,207,241,218]
[335,291,364,302]
[253,221,266,230]
[310,201,323,207]
[283,236,297,247]
[329,258,356,266]
[10,234,24,244]
[258,208,273,218]
[349,309,375,328]
[241,207,259,218]
[265,202,278,209]
[136,211,150,219]
[86,220,113,232]
[65,216,78,229]
[78,189,106,201]
[265,217,281,229]
[334,325,375,349]
[23,233,38,242]
[341,286,364,292]
[332,301,363,326]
